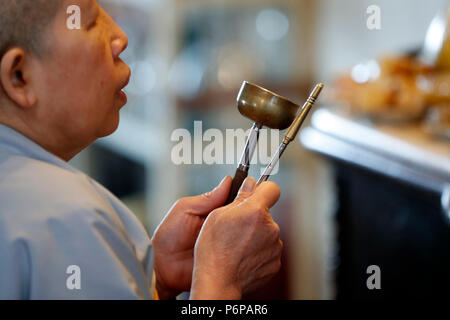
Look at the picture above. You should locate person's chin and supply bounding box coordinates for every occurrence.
[116,89,128,107]
[98,93,127,137]
[99,112,121,138]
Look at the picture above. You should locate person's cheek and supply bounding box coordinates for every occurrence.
[86,42,115,98]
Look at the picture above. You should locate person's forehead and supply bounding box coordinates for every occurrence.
[51,0,99,34]
[55,0,99,22]
[62,0,97,11]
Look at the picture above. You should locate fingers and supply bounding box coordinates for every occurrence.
[233,177,257,203]
[182,175,232,216]
[249,181,281,209]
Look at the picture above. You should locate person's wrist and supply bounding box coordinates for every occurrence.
[190,270,242,300]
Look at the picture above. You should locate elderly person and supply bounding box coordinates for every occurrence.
[0,0,282,299]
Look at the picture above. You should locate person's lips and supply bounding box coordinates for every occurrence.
[116,69,131,104]
[119,69,131,91]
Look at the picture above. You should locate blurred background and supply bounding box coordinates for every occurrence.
[71,0,450,299]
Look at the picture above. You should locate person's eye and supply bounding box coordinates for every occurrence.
[87,18,98,29]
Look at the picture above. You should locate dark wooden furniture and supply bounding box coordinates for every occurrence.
[301,108,450,299]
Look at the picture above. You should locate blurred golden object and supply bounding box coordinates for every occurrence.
[379,55,432,76]
[334,55,431,120]
[334,6,450,127]
[419,72,450,105]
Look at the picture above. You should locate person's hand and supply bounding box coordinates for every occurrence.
[190,177,282,300]
[151,176,232,299]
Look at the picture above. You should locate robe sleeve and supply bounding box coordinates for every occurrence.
[0,206,154,300]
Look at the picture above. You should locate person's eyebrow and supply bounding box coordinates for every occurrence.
[86,1,100,26]
[92,3,100,18]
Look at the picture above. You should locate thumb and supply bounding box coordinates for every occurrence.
[233,177,256,203]
[187,175,232,216]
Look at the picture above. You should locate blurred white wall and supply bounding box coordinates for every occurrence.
[311,0,449,81]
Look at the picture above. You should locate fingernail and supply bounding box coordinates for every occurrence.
[241,177,256,193]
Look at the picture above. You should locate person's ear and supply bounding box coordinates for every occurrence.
[0,48,37,108]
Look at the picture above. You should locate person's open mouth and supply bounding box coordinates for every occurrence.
[116,70,131,104]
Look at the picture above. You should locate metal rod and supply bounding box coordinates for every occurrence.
[237,123,262,172]
[257,83,324,184]
[257,143,288,184]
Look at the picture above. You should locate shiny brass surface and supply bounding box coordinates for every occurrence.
[284,83,324,143]
[237,81,300,130]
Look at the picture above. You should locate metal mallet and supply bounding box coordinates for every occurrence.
[257,83,324,184]
[225,81,301,204]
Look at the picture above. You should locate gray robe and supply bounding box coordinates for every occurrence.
[0,124,155,299]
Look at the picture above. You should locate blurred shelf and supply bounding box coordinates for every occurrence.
[301,108,450,193]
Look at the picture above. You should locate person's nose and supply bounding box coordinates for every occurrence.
[106,10,128,60]
[111,30,128,60]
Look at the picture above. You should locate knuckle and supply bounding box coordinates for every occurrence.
[272,222,280,237]
[175,197,189,209]
[266,239,283,262]
[242,202,264,222]
[266,259,282,276]
[277,240,283,256]
[271,239,283,259]
[252,207,267,224]
[267,225,279,242]
[251,201,267,217]
[274,259,282,273]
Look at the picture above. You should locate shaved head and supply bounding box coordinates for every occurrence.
[0,0,131,160]
[0,0,61,57]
